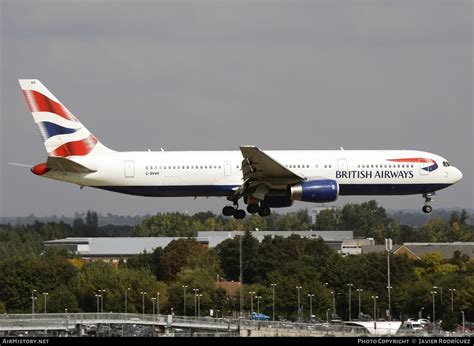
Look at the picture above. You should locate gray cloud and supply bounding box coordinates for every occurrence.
[1,0,472,216]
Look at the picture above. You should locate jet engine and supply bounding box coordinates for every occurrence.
[290,179,339,203]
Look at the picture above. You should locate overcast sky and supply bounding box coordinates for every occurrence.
[1,0,472,217]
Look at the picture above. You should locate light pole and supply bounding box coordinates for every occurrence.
[308,294,315,321]
[193,288,199,317]
[151,297,156,316]
[140,291,147,315]
[356,289,363,319]
[326,308,330,323]
[256,296,262,315]
[347,283,353,321]
[95,294,101,313]
[31,289,37,315]
[197,294,202,317]
[42,292,48,314]
[430,290,437,323]
[448,288,456,312]
[296,286,302,322]
[239,233,243,318]
[331,291,336,317]
[270,283,277,321]
[385,238,392,321]
[157,292,160,315]
[182,285,188,316]
[99,289,106,313]
[248,291,256,316]
[461,311,465,334]
[125,288,130,314]
[434,285,443,309]
[371,295,378,330]
[386,286,392,321]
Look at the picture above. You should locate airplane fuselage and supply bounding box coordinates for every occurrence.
[41,149,462,198]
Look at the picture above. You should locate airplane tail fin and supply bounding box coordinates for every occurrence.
[19,79,114,157]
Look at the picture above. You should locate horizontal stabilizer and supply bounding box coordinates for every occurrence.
[8,162,33,168]
[46,157,96,173]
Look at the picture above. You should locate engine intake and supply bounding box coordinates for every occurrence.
[290,179,339,203]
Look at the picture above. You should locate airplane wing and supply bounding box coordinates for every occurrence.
[240,145,304,184]
[47,157,96,173]
[230,146,304,202]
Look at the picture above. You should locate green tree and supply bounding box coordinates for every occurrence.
[241,230,260,284]
[159,239,220,282]
[168,268,217,316]
[215,238,240,281]
[315,209,340,230]
[442,309,458,332]
[38,286,80,313]
[70,261,167,313]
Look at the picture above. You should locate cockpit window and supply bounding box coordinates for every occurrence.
[443,161,450,167]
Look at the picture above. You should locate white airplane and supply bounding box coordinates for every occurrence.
[19,79,463,219]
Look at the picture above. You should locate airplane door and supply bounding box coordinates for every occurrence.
[419,159,429,176]
[124,160,135,178]
[224,161,232,176]
[337,158,348,171]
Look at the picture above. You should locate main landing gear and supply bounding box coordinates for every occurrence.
[422,192,434,214]
[222,203,272,219]
[222,205,246,219]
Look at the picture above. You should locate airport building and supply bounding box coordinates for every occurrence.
[43,230,365,264]
[362,242,474,260]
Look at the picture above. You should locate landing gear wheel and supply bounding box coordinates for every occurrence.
[247,204,259,214]
[233,209,246,219]
[258,206,271,217]
[222,206,235,216]
[422,192,435,214]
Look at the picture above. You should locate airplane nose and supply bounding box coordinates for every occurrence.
[453,167,463,183]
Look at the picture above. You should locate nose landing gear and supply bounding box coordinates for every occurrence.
[422,192,435,214]
[422,205,432,214]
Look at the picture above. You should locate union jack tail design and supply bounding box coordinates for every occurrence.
[19,79,113,157]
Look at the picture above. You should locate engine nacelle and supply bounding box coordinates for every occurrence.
[290,179,339,203]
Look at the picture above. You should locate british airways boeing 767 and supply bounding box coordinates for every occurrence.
[19,79,463,219]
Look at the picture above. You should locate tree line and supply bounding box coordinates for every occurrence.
[0,202,473,330]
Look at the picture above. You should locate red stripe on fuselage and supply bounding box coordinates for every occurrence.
[387,158,435,163]
[50,135,97,157]
[22,90,78,122]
